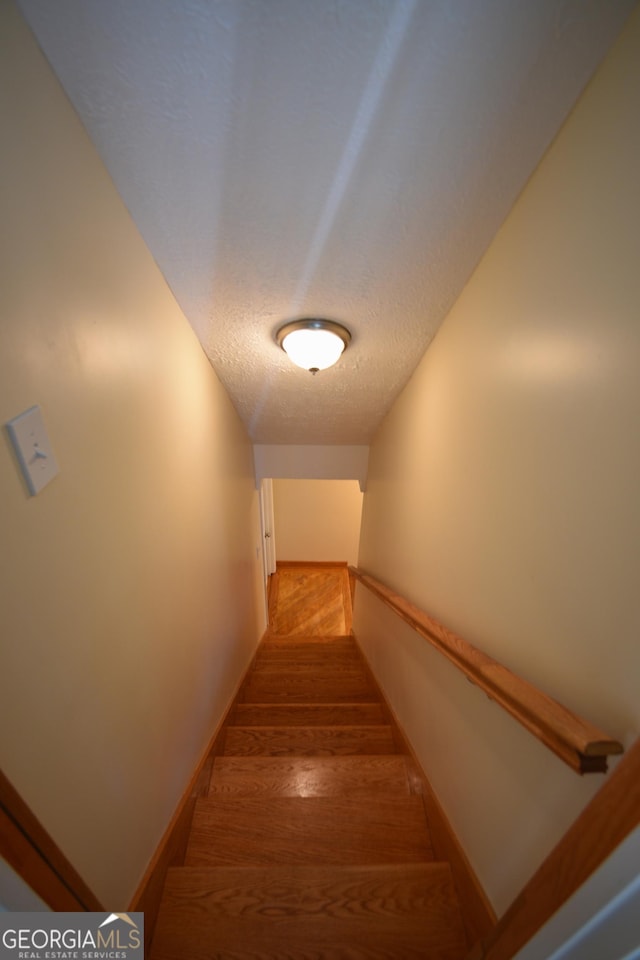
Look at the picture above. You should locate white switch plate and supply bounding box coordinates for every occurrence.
[6,405,59,495]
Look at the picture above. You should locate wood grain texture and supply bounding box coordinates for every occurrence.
[224,725,397,756]
[253,653,361,668]
[251,662,365,677]
[473,737,640,960]
[276,561,351,567]
[260,635,355,647]
[151,864,467,960]
[270,564,352,636]
[255,643,359,660]
[350,566,623,773]
[232,702,387,726]
[185,797,434,867]
[209,756,412,797]
[241,674,376,703]
[150,564,472,958]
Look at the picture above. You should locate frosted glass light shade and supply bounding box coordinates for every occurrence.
[276,319,351,374]
[282,328,345,371]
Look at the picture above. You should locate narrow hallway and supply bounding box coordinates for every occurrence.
[150,563,467,958]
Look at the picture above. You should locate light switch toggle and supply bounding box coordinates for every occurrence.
[6,405,59,496]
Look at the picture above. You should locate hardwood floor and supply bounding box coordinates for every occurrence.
[150,563,467,959]
[268,564,353,637]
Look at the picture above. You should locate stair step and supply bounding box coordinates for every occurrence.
[258,637,358,654]
[241,674,376,703]
[148,567,468,957]
[186,797,433,867]
[256,640,362,661]
[210,756,412,797]
[251,657,363,672]
[232,702,387,726]
[151,863,467,960]
[251,661,364,677]
[224,725,397,756]
[260,632,355,642]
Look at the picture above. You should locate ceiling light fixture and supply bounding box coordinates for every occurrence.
[276,318,351,374]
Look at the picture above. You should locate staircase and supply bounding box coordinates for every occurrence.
[150,564,468,959]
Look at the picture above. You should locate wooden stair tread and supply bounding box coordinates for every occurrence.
[186,796,433,867]
[210,756,412,797]
[251,659,364,673]
[253,653,362,665]
[148,565,468,958]
[255,633,358,650]
[255,651,360,664]
[241,675,376,703]
[262,631,355,638]
[232,702,387,726]
[151,864,467,960]
[258,633,357,643]
[224,725,397,756]
[257,649,359,658]
[257,639,358,648]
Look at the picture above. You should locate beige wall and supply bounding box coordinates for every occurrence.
[254,445,369,491]
[0,3,264,908]
[355,9,640,915]
[273,480,363,564]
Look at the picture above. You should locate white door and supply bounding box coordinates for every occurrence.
[259,479,276,618]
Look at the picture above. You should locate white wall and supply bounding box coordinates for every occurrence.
[354,8,640,915]
[273,479,363,565]
[0,2,264,908]
[254,444,369,491]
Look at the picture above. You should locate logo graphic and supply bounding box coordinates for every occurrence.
[99,914,139,930]
[0,911,144,958]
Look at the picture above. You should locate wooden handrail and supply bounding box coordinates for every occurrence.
[349,566,623,774]
[0,767,103,911]
[466,736,640,960]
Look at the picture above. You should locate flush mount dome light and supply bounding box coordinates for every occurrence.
[276,318,351,374]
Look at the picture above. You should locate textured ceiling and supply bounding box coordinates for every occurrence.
[18,0,635,444]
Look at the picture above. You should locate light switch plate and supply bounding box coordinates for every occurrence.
[6,405,59,495]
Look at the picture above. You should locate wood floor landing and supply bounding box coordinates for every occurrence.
[150,563,467,959]
[268,564,353,637]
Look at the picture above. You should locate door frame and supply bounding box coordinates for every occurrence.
[259,478,277,621]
